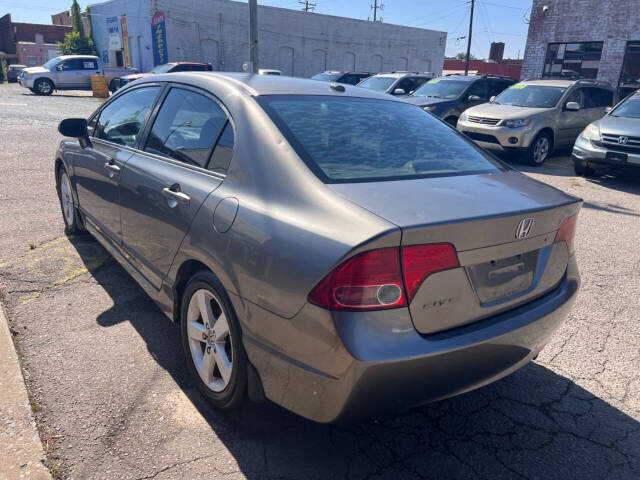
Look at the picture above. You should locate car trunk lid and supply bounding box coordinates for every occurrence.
[328,171,581,333]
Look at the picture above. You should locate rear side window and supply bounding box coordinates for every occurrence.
[488,80,512,97]
[208,122,235,174]
[145,88,228,168]
[585,88,614,107]
[95,86,160,147]
[259,95,501,183]
[191,64,212,72]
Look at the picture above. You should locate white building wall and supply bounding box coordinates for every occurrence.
[90,0,154,73]
[150,0,446,76]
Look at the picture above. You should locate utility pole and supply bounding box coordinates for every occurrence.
[249,0,259,73]
[371,0,383,21]
[299,0,316,12]
[464,0,475,75]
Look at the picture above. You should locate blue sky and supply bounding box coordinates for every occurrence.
[1,0,532,59]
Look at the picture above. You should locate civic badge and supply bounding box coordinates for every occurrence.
[618,136,629,145]
[515,217,534,239]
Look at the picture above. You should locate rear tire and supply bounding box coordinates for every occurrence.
[56,167,85,235]
[526,132,552,166]
[34,78,54,96]
[180,271,247,410]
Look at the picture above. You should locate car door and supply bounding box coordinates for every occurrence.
[119,85,232,288]
[55,59,84,88]
[78,58,100,88]
[464,79,489,108]
[74,85,161,243]
[557,88,588,146]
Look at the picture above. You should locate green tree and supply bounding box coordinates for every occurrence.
[455,52,477,60]
[57,31,96,55]
[71,0,85,37]
[57,1,97,55]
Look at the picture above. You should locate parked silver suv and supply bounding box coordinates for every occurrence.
[572,90,640,176]
[457,79,615,165]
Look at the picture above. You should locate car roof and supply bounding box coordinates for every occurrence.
[57,55,99,60]
[143,71,405,100]
[436,75,482,82]
[521,79,576,87]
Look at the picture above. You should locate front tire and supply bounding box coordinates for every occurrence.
[444,116,459,127]
[574,159,596,177]
[34,78,54,96]
[526,132,552,166]
[181,271,247,409]
[56,168,85,235]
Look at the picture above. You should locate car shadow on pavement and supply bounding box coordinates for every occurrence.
[74,239,639,480]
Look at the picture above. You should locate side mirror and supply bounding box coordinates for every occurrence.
[393,88,406,95]
[565,101,580,111]
[468,94,481,102]
[489,95,496,102]
[605,106,612,113]
[59,118,90,147]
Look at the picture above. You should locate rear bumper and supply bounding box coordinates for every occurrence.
[238,259,580,423]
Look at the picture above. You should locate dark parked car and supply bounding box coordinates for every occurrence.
[357,71,434,97]
[311,71,372,85]
[55,73,581,423]
[115,62,213,90]
[6,64,26,82]
[405,74,517,125]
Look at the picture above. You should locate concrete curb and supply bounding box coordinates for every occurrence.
[0,303,51,480]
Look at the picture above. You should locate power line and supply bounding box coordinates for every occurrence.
[298,0,316,12]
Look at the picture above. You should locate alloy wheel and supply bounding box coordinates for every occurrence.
[186,289,233,392]
[533,136,549,164]
[60,172,74,227]
[37,80,52,95]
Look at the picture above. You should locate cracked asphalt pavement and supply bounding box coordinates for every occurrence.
[0,83,639,479]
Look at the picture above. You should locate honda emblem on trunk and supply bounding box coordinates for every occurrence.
[515,217,534,239]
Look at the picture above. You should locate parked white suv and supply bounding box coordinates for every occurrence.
[18,55,136,95]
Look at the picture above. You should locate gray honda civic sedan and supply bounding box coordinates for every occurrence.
[55,72,581,422]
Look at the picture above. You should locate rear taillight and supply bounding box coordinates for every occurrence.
[402,243,459,302]
[308,243,459,311]
[554,214,578,256]
[308,248,405,310]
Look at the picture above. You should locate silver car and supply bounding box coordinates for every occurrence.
[55,73,581,422]
[573,90,640,176]
[457,79,615,165]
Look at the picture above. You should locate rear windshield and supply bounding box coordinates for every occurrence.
[258,95,502,183]
[494,84,567,108]
[412,79,469,99]
[357,76,396,91]
[611,92,640,119]
[150,63,174,74]
[311,73,342,82]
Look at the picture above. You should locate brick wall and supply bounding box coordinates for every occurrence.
[522,0,640,85]
[13,22,71,45]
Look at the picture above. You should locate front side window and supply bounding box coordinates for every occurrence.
[467,80,488,100]
[95,87,160,147]
[357,76,397,92]
[61,59,83,70]
[494,84,567,108]
[259,95,501,183]
[412,79,469,99]
[145,88,228,168]
[611,92,640,119]
[544,42,603,79]
[565,89,586,108]
[488,80,513,97]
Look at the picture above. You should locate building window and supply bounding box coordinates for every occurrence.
[619,41,640,99]
[543,42,604,79]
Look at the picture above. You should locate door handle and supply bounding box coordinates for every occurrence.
[104,162,121,174]
[162,187,191,206]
